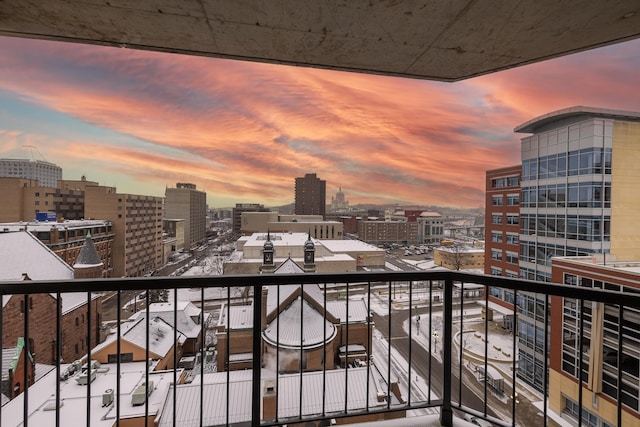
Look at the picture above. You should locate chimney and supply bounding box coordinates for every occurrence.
[262,378,277,421]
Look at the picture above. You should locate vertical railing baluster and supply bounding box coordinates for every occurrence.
[87,291,92,427]
[366,281,371,412]
[56,291,61,427]
[428,280,432,405]
[440,276,453,426]
[408,280,413,406]
[617,304,623,427]
[276,284,280,422]
[458,281,464,407]
[172,288,177,427]
[577,298,584,427]
[345,282,349,414]
[144,289,150,427]
[543,293,549,427]
[299,284,304,419]
[483,285,489,417]
[23,294,28,427]
[512,289,518,427]
[200,287,204,426]
[322,283,326,417]
[251,284,263,425]
[116,290,121,426]
[387,281,392,410]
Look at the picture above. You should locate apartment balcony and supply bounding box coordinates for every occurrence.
[1,270,638,427]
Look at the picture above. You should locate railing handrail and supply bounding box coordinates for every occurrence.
[2,270,639,308]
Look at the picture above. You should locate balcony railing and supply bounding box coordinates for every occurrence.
[1,270,639,427]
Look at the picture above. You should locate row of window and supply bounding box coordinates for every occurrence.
[520,241,597,266]
[521,182,611,208]
[522,147,612,180]
[490,231,518,244]
[491,213,519,225]
[520,214,611,241]
[491,176,519,188]
[491,194,520,206]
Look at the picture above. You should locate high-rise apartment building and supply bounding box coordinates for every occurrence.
[85,185,163,277]
[0,158,62,188]
[164,183,207,250]
[294,173,326,218]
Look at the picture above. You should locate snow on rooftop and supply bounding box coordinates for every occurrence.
[320,239,384,253]
[0,232,73,281]
[157,368,385,427]
[129,301,206,339]
[1,362,176,427]
[0,219,112,233]
[263,297,337,350]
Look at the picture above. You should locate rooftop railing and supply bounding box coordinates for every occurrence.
[1,270,639,427]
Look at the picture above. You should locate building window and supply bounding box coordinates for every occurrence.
[507,194,519,206]
[490,267,502,276]
[492,214,503,224]
[491,232,503,243]
[492,178,506,188]
[507,176,519,186]
[506,251,518,264]
[506,214,519,225]
[491,249,502,260]
[492,196,503,206]
[506,233,519,245]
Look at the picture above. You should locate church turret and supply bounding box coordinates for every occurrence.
[303,232,316,272]
[73,231,104,279]
[261,231,275,273]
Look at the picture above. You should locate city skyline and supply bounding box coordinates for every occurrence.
[1,36,639,208]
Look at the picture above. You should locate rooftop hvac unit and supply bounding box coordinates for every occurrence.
[131,381,154,406]
[102,389,114,407]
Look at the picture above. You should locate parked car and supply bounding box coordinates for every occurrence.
[463,414,492,427]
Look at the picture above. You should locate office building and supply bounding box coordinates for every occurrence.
[294,173,326,218]
[164,183,207,250]
[232,203,271,234]
[484,165,521,280]
[417,211,445,244]
[239,211,344,239]
[0,158,62,188]
[85,185,163,277]
[0,177,86,222]
[358,219,419,245]
[550,256,640,426]
[486,106,640,392]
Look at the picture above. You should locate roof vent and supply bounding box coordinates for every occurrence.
[131,381,154,406]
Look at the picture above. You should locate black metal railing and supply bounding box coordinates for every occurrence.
[1,270,639,427]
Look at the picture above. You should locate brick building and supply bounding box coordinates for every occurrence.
[0,232,103,365]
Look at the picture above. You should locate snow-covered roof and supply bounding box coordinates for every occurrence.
[129,301,207,339]
[273,257,305,274]
[0,232,73,281]
[218,304,254,330]
[73,234,102,267]
[1,362,176,427]
[326,298,369,323]
[419,211,442,217]
[157,368,385,427]
[0,219,112,233]
[320,239,384,253]
[262,296,337,350]
[93,316,185,359]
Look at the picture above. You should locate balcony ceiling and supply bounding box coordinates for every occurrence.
[0,1,639,82]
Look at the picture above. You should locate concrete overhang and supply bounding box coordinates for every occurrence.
[0,1,639,82]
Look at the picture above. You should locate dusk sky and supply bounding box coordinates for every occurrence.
[1,36,639,209]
